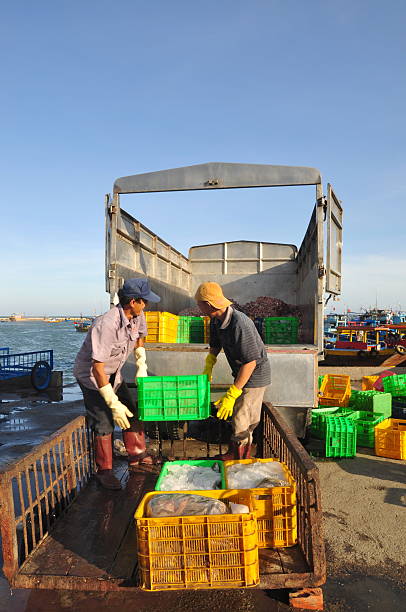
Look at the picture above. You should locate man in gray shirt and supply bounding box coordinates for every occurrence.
[196,282,271,460]
[74,277,160,490]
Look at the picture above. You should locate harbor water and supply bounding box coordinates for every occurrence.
[0,319,88,385]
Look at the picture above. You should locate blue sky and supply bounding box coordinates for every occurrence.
[1,0,405,316]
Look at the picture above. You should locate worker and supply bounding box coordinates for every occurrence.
[74,277,160,490]
[195,282,271,460]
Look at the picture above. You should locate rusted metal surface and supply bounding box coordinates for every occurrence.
[1,407,325,592]
[0,416,94,584]
[259,403,326,587]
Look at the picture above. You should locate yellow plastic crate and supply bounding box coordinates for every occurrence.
[135,489,259,591]
[203,316,210,343]
[145,312,178,343]
[224,459,297,548]
[375,418,406,460]
[362,375,379,391]
[319,374,351,407]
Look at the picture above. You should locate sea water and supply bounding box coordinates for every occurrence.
[0,319,87,385]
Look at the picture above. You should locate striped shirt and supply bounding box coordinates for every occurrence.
[210,307,271,388]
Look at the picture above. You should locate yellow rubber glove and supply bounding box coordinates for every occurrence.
[214,384,242,420]
[202,353,217,382]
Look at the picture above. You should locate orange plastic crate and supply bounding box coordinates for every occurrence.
[319,374,351,407]
[135,489,259,591]
[375,418,406,460]
[362,375,379,391]
[224,459,297,548]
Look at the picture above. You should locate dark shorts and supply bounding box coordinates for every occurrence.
[78,378,139,435]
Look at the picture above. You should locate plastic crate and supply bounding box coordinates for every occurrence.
[135,489,259,591]
[392,396,406,419]
[348,411,386,448]
[349,390,392,418]
[311,407,341,438]
[146,312,178,343]
[138,375,210,421]
[263,317,299,344]
[318,375,326,389]
[319,374,351,407]
[375,419,406,460]
[382,373,406,397]
[177,316,205,343]
[324,417,357,458]
[362,375,379,391]
[155,460,226,491]
[224,459,297,548]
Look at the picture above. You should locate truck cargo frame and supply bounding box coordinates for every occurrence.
[0,404,325,592]
[105,161,343,436]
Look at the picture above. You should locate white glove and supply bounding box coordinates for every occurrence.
[99,383,133,430]
[135,346,148,378]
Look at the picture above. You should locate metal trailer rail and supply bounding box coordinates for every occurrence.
[0,350,53,380]
[0,405,326,595]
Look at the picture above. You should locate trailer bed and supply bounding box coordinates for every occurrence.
[0,406,325,593]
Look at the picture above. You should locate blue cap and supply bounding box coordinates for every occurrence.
[121,277,161,302]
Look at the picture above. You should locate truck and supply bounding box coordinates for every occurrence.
[106,162,343,436]
[0,162,337,607]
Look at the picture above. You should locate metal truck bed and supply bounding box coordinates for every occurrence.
[0,405,325,592]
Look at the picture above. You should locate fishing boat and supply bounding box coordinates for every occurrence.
[324,324,406,360]
[75,321,92,332]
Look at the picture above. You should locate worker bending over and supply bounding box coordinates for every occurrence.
[195,282,271,460]
[74,277,160,490]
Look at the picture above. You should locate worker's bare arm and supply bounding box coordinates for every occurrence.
[234,360,257,390]
[92,360,109,388]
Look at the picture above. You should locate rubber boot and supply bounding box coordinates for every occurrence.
[94,434,122,490]
[242,443,252,459]
[213,442,238,461]
[122,429,154,467]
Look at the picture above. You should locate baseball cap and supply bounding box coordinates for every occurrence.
[121,277,161,302]
[194,282,232,309]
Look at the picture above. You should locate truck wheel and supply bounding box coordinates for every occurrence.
[31,361,52,391]
[395,345,406,355]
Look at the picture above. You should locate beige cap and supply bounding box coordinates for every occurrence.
[194,282,232,309]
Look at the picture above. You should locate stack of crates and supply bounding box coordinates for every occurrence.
[382,373,406,397]
[350,390,392,418]
[319,374,351,407]
[135,488,259,591]
[311,409,357,457]
[348,411,387,448]
[375,419,406,460]
[137,375,210,421]
[176,316,205,343]
[145,312,178,343]
[263,316,299,344]
[224,458,297,548]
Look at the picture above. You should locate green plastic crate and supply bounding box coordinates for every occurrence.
[177,317,205,343]
[263,317,299,344]
[324,417,357,458]
[155,460,226,491]
[348,411,386,448]
[318,375,325,389]
[350,390,392,418]
[311,407,340,438]
[138,375,210,421]
[382,373,406,397]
